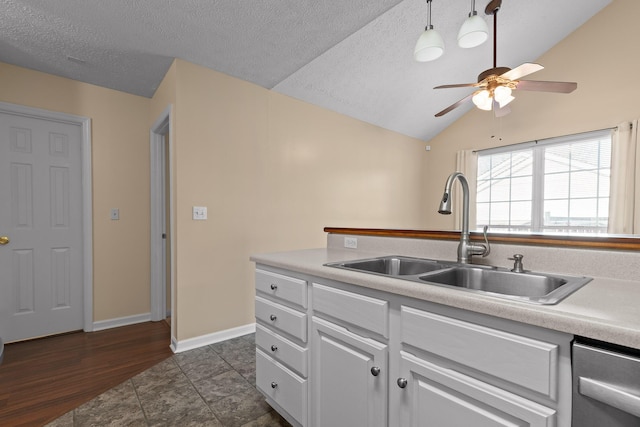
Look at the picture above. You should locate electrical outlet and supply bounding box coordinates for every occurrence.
[192,206,208,220]
[344,237,358,249]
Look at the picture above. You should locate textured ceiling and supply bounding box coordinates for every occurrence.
[1,0,611,141]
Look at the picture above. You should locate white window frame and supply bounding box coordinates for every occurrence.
[476,129,611,234]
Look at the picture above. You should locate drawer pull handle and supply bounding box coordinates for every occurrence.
[270,284,278,290]
[271,345,278,352]
[397,378,408,388]
[370,367,381,376]
[269,314,277,321]
[271,382,278,389]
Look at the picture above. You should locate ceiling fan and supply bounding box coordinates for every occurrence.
[434,0,577,117]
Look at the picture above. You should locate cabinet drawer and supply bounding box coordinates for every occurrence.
[256,324,308,377]
[312,283,389,338]
[256,269,307,308]
[401,306,559,399]
[257,348,307,426]
[256,296,307,342]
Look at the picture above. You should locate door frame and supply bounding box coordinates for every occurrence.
[0,101,93,332]
[150,105,174,335]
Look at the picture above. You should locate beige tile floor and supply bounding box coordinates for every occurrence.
[46,334,291,427]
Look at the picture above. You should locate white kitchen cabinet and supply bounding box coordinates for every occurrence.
[255,268,309,427]
[311,317,388,427]
[253,266,572,427]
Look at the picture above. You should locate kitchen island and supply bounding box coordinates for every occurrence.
[251,230,640,427]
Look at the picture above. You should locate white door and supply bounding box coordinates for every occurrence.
[0,112,84,342]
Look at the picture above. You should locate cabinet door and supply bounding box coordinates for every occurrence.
[311,317,387,427]
[397,351,556,427]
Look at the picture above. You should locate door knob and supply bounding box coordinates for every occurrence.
[397,378,408,388]
[370,367,381,376]
[0,236,9,245]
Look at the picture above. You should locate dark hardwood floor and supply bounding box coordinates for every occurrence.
[0,321,172,427]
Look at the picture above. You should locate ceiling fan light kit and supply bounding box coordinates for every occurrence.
[432,0,578,117]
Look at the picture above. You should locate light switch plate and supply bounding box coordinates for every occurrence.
[110,208,119,220]
[193,206,207,220]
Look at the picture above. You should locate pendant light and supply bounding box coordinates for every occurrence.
[457,0,489,48]
[414,0,444,62]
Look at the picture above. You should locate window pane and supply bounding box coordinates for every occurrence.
[545,145,571,173]
[570,170,598,198]
[510,201,531,226]
[571,140,599,170]
[491,202,511,225]
[477,156,491,178]
[491,153,512,178]
[476,203,490,225]
[570,198,598,225]
[544,200,568,226]
[511,176,532,201]
[476,181,491,202]
[491,178,511,201]
[545,172,569,199]
[511,151,533,176]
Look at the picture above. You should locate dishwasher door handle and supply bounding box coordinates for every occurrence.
[579,376,640,418]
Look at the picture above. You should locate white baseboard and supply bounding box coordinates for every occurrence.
[171,323,256,353]
[92,312,152,331]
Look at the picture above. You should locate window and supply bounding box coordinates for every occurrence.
[476,130,611,234]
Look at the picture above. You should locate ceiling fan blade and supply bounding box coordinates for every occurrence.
[434,83,479,89]
[516,80,577,93]
[435,94,473,117]
[501,63,544,81]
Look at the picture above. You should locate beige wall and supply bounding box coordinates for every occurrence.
[0,62,152,322]
[167,60,426,340]
[424,0,640,230]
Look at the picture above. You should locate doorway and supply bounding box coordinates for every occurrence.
[150,106,174,343]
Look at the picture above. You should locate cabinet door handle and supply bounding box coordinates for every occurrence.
[271,345,278,352]
[270,284,278,290]
[269,314,277,321]
[370,367,381,376]
[271,382,278,389]
[397,378,408,388]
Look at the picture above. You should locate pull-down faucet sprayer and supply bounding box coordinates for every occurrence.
[438,172,490,264]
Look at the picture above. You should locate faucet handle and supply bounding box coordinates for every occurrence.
[481,225,491,257]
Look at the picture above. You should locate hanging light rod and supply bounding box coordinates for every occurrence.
[414,0,489,63]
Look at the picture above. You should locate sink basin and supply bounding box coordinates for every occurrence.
[325,256,592,304]
[419,267,566,297]
[334,256,451,276]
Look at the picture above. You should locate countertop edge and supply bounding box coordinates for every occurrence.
[251,248,640,350]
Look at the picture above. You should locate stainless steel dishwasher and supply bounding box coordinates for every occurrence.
[573,338,640,426]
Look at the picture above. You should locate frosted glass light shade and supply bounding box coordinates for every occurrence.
[494,85,514,107]
[472,90,492,111]
[414,28,445,62]
[457,14,489,48]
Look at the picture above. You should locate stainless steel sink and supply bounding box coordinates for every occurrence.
[337,256,452,276]
[325,256,591,305]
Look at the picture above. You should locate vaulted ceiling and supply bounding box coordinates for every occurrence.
[1,0,611,140]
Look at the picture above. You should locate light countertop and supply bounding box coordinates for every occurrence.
[251,247,640,350]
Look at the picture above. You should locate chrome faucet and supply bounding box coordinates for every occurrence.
[438,172,490,263]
